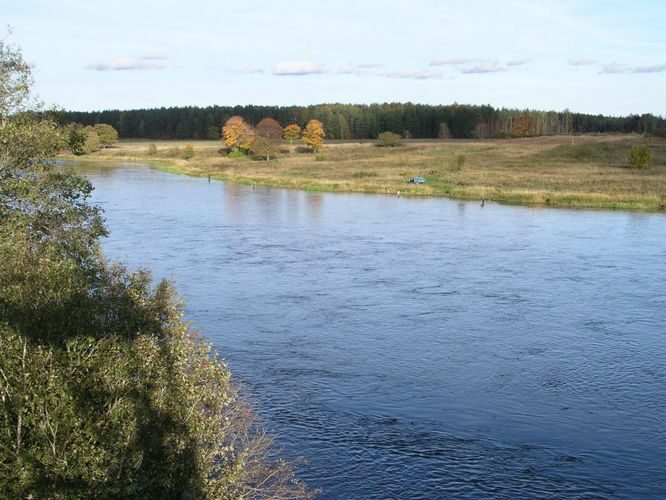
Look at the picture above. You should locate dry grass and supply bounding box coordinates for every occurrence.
[67,135,666,211]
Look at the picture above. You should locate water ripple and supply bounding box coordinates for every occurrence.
[81,164,666,499]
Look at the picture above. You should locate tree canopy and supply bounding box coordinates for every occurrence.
[93,123,119,148]
[302,119,325,152]
[283,123,301,143]
[252,117,283,160]
[222,115,254,152]
[0,38,33,118]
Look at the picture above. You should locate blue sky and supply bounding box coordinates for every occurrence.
[5,0,666,115]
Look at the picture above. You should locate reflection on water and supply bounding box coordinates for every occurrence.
[219,179,325,228]
[77,162,666,499]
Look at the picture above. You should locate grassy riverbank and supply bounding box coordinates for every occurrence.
[64,135,666,211]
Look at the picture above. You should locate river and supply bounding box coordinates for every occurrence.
[79,162,666,498]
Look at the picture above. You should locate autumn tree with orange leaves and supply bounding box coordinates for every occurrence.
[222,116,254,152]
[302,119,325,152]
[252,117,283,160]
[512,114,536,138]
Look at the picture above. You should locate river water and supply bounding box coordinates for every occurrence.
[80,162,666,498]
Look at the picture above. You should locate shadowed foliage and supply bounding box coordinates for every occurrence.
[1,38,315,499]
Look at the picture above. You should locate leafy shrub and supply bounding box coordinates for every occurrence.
[93,123,119,148]
[181,144,195,159]
[147,143,158,155]
[628,145,653,169]
[66,127,87,156]
[250,135,278,160]
[82,127,101,154]
[0,234,315,499]
[228,150,246,158]
[377,131,403,147]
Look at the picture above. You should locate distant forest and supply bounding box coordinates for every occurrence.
[56,103,666,140]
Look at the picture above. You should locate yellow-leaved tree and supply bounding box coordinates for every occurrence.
[302,119,325,152]
[283,124,301,156]
[222,116,254,152]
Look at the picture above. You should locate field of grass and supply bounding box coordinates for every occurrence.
[63,135,666,211]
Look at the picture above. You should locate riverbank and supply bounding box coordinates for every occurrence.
[61,135,666,210]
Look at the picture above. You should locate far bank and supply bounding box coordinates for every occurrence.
[60,135,666,211]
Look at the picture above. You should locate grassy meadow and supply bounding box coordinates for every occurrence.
[66,134,666,211]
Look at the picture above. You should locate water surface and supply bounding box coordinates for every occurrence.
[80,162,666,498]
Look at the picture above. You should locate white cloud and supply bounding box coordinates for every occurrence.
[337,62,384,75]
[238,65,264,74]
[356,62,383,69]
[632,63,666,73]
[338,64,360,75]
[568,58,595,66]
[380,69,442,80]
[432,58,525,71]
[507,58,530,67]
[461,62,506,74]
[599,62,666,74]
[272,61,324,76]
[600,62,629,74]
[138,51,167,61]
[430,58,474,66]
[86,58,165,71]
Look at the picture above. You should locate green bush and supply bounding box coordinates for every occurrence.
[82,127,101,154]
[377,131,403,147]
[628,145,653,169]
[315,154,327,161]
[66,126,86,156]
[228,150,246,158]
[228,150,245,158]
[0,232,313,498]
[93,123,119,148]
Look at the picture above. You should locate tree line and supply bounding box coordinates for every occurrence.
[55,103,666,140]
